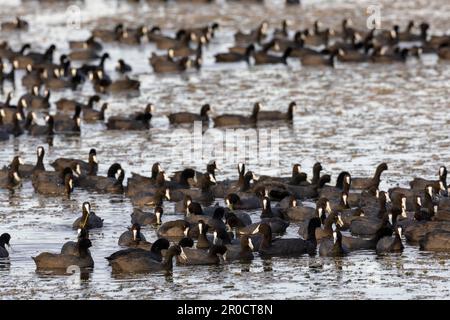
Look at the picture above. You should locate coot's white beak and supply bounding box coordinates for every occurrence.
[326,201,331,214]
[180,247,187,261]
[252,225,260,234]
[213,231,218,244]
[248,238,254,251]
[385,193,391,203]
[92,155,98,164]
[333,231,337,244]
[263,198,267,210]
[75,165,81,177]
[133,229,137,241]
[317,207,323,218]
[337,214,344,227]
[18,157,24,165]
[115,169,122,180]
[416,197,422,206]
[13,172,21,182]
[183,227,189,237]
[342,194,348,206]
[165,189,171,201]
[198,223,203,236]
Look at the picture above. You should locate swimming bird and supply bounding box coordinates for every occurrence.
[0,233,11,258]
[72,202,104,230]
[33,238,94,270]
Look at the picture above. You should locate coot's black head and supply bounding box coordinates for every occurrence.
[225,193,240,206]
[262,196,271,210]
[10,155,24,169]
[212,207,225,220]
[254,222,271,235]
[183,194,193,207]
[178,237,194,248]
[198,220,208,235]
[245,44,255,57]
[240,235,253,250]
[205,172,217,186]
[175,29,187,40]
[318,174,331,187]
[89,95,101,104]
[336,171,351,189]
[225,214,241,229]
[155,206,163,224]
[200,104,211,116]
[252,102,261,117]
[82,202,91,215]
[36,146,45,158]
[78,238,92,250]
[149,26,161,34]
[0,233,11,246]
[307,217,321,241]
[107,163,122,178]
[377,162,388,172]
[439,166,447,178]
[151,162,162,179]
[180,168,196,181]
[237,163,245,175]
[77,228,89,240]
[206,160,219,175]
[131,223,141,233]
[289,196,297,208]
[244,171,259,183]
[313,162,323,172]
[210,244,227,256]
[151,238,170,253]
[332,223,342,244]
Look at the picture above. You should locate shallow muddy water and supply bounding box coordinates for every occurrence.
[1,0,450,299]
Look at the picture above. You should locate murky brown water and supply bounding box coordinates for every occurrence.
[1,0,450,299]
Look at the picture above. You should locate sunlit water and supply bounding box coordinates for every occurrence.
[1,0,450,299]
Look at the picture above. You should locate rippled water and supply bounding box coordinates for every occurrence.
[1,0,450,299]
